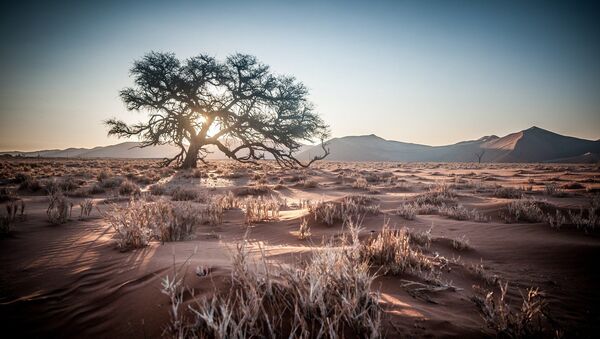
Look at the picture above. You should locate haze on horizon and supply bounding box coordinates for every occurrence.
[1,0,599,152]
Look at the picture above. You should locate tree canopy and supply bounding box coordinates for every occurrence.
[106,52,329,168]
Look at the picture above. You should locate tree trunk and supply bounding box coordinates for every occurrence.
[181,143,200,169]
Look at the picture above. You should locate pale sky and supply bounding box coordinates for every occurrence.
[1,0,599,151]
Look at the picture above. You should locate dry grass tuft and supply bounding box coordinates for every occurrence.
[297,217,311,240]
[472,282,554,338]
[104,199,213,250]
[168,231,382,338]
[47,192,73,225]
[310,195,380,226]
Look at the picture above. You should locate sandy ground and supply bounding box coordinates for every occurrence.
[1,159,599,338]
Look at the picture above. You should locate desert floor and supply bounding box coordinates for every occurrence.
[1,158,599,338]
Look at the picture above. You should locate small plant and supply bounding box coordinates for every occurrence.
[438,204,489,222]
[47,192,72,225]
[393,202,418,220]
[243,196,280,224]
[502,198,546,223]
[118,180,141,196]
[310,195,380,226]
[546,210,566,229]
[493,187,522,199]
[472,282,553,338]
[298,217,311,240]
[352,177,369,189]
[544,183,565,197]
[451,235,470,251]
[79,199,94,219]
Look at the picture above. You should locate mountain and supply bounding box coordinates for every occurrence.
[298,126,600,163]
[481,126,600,162]
[2,141,313,160]
[3,127,599,163]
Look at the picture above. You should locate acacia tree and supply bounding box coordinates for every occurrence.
[106,52,329,168]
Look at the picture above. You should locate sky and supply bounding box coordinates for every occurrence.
[1,0,599,151]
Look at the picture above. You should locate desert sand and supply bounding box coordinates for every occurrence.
[1,158,599,338]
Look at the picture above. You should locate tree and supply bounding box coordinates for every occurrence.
[106,52,329,168]
[475,149,485,163]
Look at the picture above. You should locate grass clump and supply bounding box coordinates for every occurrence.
[502,198,546,223]
[164,232,382,338]
[105,199,208,250]
[310,195,380,226]
[472,282,555,338]
[47,192,73,225]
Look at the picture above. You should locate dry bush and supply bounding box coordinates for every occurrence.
[298,217,311,240]
[451,235,470,251]
[393,202,418,220]
[149,183,168,196]
[170,187,203,202]
[200,201,224,226]
[1,200,26,235]
[415,183,457,206]
[18,176,43,192]
[216,191,239,210]
[493,187,523,199]
[118,180,141,196]
[546,210,566,230]
[105,200,155,250]
[544,183,566,197]
[502,198,546,223]
[105,199,206,250]
[438,204,489,222]
[79,199,94,219]
[243,196,280,224]
[171,233,382,338]
[568,206,599,232]
[234,185,273,197]
[360,223,434,275]
[468,262,500,286]
[47,192,73,224]
[472,282,554,338]
[100,177,124,188]
[295,179,319,189]
[89,183,106,194]
[310,195,380,226]
[352,177,369,189]
[408,226,433,248]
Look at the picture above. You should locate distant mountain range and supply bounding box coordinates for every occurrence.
[3,127,599,163]
[297,126,600,163]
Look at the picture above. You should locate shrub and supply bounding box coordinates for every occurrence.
[352,177,369,189]
[472,282,553,338]
[170,187,201,201]
[79,199,94,219]
[502,198,546,223]
[118,180,141,196]
[243,197,280,224]
[415,187,457,206]
[438,204,489,222]
[359,223,433,275]
[310,195,379,226]
[169,232,382,338]
[544,183,566,197]
[47,192,72,225]
[298,218,311,240]
[393,202,418,220]
[451,235,470,251]
[105,200,203,250]
[149,184,168,196]
[493,187,522,199]
[18,177,42,192]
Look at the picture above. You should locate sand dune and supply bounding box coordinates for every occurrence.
[1,158,599,337]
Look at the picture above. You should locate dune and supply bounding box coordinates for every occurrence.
[1,158,599,337]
